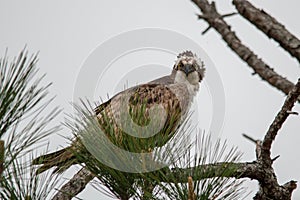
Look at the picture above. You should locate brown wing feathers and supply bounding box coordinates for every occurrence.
[33,83,182,173]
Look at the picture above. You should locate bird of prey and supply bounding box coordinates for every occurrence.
[33,50,205,174]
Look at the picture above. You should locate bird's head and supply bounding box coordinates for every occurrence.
[173,51,205,86]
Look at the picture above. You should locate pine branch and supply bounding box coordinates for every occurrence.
[48,117,244,199]
[156,78,300,199]
[49,163,247,200]
[233,0,300,63]
[52,168,94,200]
[156,162,258,183]
[191,0,299,102]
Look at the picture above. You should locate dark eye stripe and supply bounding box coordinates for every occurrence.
[176,61,198,72]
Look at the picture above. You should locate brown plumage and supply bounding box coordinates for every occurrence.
[32,51,205,174]
[95,83,183,151]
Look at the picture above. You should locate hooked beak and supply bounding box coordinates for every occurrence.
[182,64,195,76]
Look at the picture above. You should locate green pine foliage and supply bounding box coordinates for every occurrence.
[0,49,61,200]
[69,101,246,200]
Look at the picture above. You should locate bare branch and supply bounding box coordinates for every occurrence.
[261,78,300,166]
[191,0,300,102]
[233,0,300,63]
[52,168,94,200]
[155,162,259,183]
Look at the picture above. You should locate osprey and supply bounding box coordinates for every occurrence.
[33,51,205,173]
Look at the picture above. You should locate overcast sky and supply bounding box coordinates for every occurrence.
[1,0,300,199]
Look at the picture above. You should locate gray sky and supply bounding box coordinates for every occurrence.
[1,0,300,199]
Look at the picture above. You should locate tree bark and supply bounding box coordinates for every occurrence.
[233,0,300,63]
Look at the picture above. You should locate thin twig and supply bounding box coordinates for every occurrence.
[272,155,280,162]
[233,0,300,63]
[242,133,257,144]
[220,12,237,19]
[286,110,298,115]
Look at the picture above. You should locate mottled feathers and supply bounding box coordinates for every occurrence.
[33,51,205,174]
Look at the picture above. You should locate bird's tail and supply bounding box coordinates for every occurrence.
[32,147,77,174]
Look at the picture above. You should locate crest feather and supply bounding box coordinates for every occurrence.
[177,50,194,58]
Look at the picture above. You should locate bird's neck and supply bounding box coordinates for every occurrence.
[187,83,199,97]
[174,72,199,98]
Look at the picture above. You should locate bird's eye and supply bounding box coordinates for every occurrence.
[176,62,183,70]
